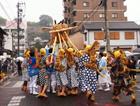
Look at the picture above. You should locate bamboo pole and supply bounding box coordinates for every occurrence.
[64,31,79,51]
[58,32,62,48]
[130,69,140,72]
[50,36,57,62]
[61,35,68,48]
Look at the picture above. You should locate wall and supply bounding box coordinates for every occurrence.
[69,32,84,50]
[86,30,140,50]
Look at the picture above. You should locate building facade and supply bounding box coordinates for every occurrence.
[3,20,27,56]
[83,22,140,51]
[63,0,127,25]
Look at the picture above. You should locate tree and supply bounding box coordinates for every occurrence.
[33,41,42,50]
[0,16,6,26]
[39,15,53,27]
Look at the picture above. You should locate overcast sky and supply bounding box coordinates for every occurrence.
[0,0,140,24]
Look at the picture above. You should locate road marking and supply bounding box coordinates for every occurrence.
[12,81,23,88]
[7,96,25,106]
[3,81,11,87]
[8,103,20,106]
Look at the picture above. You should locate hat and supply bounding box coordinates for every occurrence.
[85,45,91,51]
[114,50,121,58]
[24,49,30,58]
[67,48,74,53]
[40,48,46,56]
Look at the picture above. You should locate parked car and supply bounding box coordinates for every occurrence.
[136,60,140,69]
[127,53,140,60]
[127,53,140,70]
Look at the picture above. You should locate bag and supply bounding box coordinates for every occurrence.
[28,67,39,77]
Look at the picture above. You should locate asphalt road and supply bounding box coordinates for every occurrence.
[0,74,140,106]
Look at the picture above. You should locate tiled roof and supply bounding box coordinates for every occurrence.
[84,21,140,30]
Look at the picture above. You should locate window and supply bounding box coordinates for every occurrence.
[68,8,71,13]
[83,2,89,7]
[112,13,118,18]
[83,13,89,18]
[68,19,71,24]
[110,32,120,40]
[64,6,68,13]
[84,34,87,41]
[72,22,77,26]
[72,0,76,5]
[99,13,104,18]
[94,32,104,40]
[72,11,76,16]
[125,32,134,40]
[112,2,117,7]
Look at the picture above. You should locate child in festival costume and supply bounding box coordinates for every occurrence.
[77,41,100,102]
[21,49,30,92]
[111,50,136,104]
[28,48,39,95]
[55,48,68,96]
[65,48,79,95]
[37,48,48,98]
[46,48,56,94]
[98,52,111,91]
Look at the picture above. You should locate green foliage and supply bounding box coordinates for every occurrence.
[0,16,6,26]
[41,32,50,40]
[27,21,39,26]
[27,14,53,48]
[39,15,53,27]
[33,41,42,50]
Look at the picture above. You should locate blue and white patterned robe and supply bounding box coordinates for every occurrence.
[78,53,97,94]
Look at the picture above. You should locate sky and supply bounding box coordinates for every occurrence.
[0,0,140,24]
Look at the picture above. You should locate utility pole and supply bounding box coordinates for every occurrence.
[103,0,110,51]
[17,2,23,56]
[17,2,20,57]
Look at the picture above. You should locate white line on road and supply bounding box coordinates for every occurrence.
[3,81,11,87]
[7,96,25,106]
[8,103,20,106]
[12,81,23,88]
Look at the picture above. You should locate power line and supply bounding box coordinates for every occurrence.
[74,1,103,31]
[0,1,12,20]
[4,0,17,19]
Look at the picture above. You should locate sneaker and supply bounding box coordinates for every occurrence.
[104,88,110,91]
[33,90,39,95]
[47,89,50,93]
[98,87,103,90]
[52,90,56,93]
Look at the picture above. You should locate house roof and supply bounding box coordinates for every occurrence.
[84,21,140,31]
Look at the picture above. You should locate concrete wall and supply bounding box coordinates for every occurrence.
[69,32,84,50]
[86,30,140,50]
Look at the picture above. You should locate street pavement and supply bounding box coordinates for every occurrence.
[0,74,140,106]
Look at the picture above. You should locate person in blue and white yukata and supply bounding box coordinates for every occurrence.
[98,52,111,91]
[21,49,30,92]
[46,48,56,94]
[55,48,68,96]
[37,48,48,98]
[28,49,39,95]
[66,48,79,95]
[77,41,100,102]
